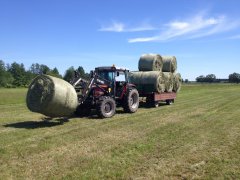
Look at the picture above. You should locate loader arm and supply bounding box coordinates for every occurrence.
[74,73,112,105]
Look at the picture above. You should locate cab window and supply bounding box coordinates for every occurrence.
[98,71,114,82]
[116,72,126,82]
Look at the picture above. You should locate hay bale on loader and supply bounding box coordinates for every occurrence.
[129,71,165,93]
[138,54,163,71]
[173,73,182,92]
[26,75,78,117]
[162,56,177,73]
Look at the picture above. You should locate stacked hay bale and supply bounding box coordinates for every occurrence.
[129,54,182,93]
[26,75,78,117]
[162,56,182,92]
[129,71,165,93]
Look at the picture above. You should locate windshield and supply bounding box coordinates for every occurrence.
[98,71,114,82]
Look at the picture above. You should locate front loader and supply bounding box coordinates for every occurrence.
[71,65,139,118]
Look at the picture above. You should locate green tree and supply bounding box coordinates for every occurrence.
[63,66,75,82]
[30,63,51,75]
[0,60,14,87]
[229,72,240,83]
[77,66,90,79]
[47,67,62,78]
[30,63,41,74]
[77,66,85,77]
[205,74,216,83]
[8,62,27,87]
[40,64,50,74]
[196,75,205,82]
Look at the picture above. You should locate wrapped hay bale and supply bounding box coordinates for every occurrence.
[26,75,78,117]
[162,72,174,92]
[173,73,182,92]
[129,71,165,93]
[162,56,177,73]
[138,54,163,71]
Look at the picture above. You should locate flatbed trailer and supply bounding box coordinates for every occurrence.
[139,92,177,107]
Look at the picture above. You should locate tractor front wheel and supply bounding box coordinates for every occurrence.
[97,97,116,118]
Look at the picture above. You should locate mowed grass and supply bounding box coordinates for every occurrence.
[0,84,240,179]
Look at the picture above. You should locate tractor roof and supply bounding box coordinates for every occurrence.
[95,65,129,72]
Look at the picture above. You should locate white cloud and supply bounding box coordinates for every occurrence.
[99,21,156,32]
[128,13,239,43]
[170,22,189,30]
[128,36,158,43]
[99,22,125,32]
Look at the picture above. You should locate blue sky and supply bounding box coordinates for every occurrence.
[0,0,240,80]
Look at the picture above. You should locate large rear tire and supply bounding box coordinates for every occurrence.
[123,88,139,113]
[97,97,116,118]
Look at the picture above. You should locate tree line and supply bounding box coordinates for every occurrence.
[0,60,89,88]
[1,59,240,88]
[195,73,240,83]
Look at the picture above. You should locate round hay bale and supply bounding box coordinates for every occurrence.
[129,71,165,93]
[162,72,174,92]
[26,75,78,117]
[138,54,163,71]
[162,56,177,73]
[173,73,182,92]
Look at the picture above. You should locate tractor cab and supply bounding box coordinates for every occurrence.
[93,66,131,98]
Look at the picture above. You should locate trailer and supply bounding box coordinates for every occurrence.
[139,92,177,107]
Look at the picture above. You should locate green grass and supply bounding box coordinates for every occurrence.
[0,84,240,179]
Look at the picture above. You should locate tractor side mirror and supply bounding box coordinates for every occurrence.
[117,72,120,76]
[90,70,94,78]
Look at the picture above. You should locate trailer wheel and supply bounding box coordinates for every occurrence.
[166,100,173,105]
[123,88,139,113]
[154,101,159,107]
[97,97,116,118]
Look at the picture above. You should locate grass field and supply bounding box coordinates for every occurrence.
[0,84,240,179]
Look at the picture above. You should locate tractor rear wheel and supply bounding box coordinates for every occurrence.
[123,88,139,113]
[97,97,116,118]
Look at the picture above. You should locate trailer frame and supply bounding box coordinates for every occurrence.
[140,92,177,107]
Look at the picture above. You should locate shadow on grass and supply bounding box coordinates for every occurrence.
[3,118,69,129]
[78,102,170,119]
[138,101,168,109]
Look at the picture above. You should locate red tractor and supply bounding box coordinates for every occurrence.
[71,66,139,118]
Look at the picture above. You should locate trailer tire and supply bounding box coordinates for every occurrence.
[166,100,173,105]
[97,97,116,118]
[123,88,139,113]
